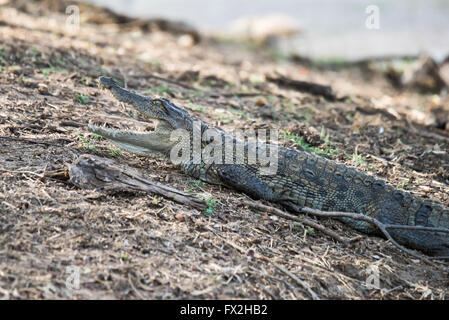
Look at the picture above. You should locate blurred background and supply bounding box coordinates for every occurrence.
[85,0,449,61]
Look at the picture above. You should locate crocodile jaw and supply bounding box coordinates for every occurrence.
[88,121,176,159]
[89,77,194,158]
[98,76,192,131]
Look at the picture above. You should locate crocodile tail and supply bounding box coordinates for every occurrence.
[382,190,449,256]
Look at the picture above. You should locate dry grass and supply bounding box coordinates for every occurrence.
[0,2,448,299]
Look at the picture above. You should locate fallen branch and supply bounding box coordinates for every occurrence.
[266,75,339,101]
[69,154,206,210]
[242,199,355,244]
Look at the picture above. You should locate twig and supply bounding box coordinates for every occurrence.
[266,75,338,101]
[128,276,145,300]
[0,169,44,178]
[406,120,449,143]
[272,263,320,300]
[0,136,71,147]
[59,121,84,128]
[242,199,353,244]
[409,128,449,143]
[384,225,449,234]
[299,207,449,265]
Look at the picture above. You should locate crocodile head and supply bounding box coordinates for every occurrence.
[89,76,194,158]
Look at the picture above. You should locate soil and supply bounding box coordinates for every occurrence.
[0,1,448,299]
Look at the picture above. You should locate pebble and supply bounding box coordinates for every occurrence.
[175,213,185,222]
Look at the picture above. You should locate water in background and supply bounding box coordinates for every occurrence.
[86,0,449,61]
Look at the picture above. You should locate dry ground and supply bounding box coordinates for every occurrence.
[0,2,448,299]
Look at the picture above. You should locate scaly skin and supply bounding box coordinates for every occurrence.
[90,77,449,257]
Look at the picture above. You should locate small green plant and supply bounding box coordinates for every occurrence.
[215,108,247,123]
[306,227,315,235]
[18,75,29,85]
[204,198,217,216]
[41,66,66,77]
[288,105,314,123]
[25,47,41,64]
[282,131,338,158]
[269,48,288,63]
[350,153,366,166]
[189,180,206,189]
[54,55,66,67]
[230,108,247,120]
[320,127,329,143]
[398,178,410,190]
[138,56,162,68]
[91,133,104,140]
[108,147,123,158]
[78,134,97,153]
[187,103,206,113]
[249,74,264,84]
[292,222,303,232]
[190,88,204,97]
[148,84,174,96]
[100,67,111,75]
[0,48,6,66]
[186,180,206,194]
[315,56,349,69]
[74,93,90,104]
[121,253,130,261]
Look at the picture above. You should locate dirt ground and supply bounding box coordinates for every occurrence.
[0,1,448,299]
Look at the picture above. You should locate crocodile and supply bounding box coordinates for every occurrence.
[89,76,449,257]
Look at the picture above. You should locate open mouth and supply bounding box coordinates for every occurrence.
[88,77,175,157]
[90,77,161,133]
